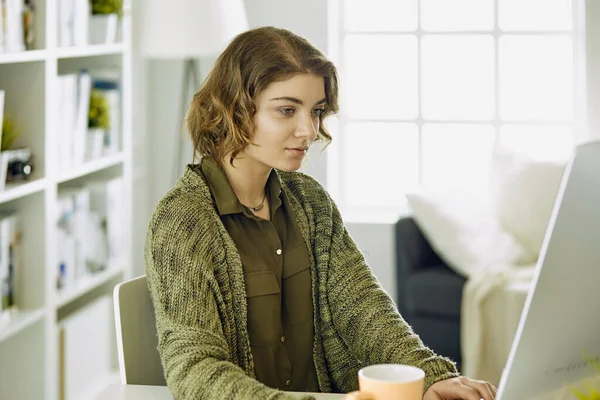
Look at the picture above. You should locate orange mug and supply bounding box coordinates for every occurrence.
[347,364,425,400]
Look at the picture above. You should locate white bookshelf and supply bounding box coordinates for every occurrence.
[0,308,45,342]
[0,49,48,64]
[56,152,124,183]
[0,1,133,399]
[56,43,126,59]
[0,178,47,203]
[56,267,124,309]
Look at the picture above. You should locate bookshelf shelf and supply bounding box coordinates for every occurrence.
[0,50,48,64]
[0,1,133,399]
[56,267,124,309]
[0,308,45,343]
[56,153,125,183]
[78,369,120,400]
[56,43,125,59]
[0,178,47,205]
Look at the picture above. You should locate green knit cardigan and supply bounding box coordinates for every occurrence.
[144,164,459,399]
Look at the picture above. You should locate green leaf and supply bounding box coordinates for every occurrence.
[90,0,123,17]
[1,115,21,151]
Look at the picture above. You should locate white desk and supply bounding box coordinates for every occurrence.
[95,384,346,400]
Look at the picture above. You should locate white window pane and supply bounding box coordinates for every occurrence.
[344,123,419,207]
[323,115,339,139]
[422,35,495,120]
[324,116,341,204]
[421,0,494,31]
[422,124,496,188]
[344,0,417,32]
[499,0,572,31]
[499,35,573,121]
[499,125,574,161]
[344,35,418,119]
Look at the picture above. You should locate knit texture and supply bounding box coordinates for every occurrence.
[145,164,460,399]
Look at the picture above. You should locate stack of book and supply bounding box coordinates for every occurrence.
[58,0,119,46]
[58,0,90,47]
[0,0,35,53]
[56,177,123,292]
[56,69,121,171]
[0,89,6,189]
[0,213,20,324]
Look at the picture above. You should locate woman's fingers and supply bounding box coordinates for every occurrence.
[459,377,496,400]
[456,384,486,400]
[343,391,373,400]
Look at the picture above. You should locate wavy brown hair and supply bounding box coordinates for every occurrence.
[186,26,339,164]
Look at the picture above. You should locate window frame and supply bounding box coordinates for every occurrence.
[326,0,588,216]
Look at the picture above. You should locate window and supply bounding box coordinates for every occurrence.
[326,0,585,214]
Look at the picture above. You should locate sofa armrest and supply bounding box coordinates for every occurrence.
[395,216,445,273]
[395,215,450,315]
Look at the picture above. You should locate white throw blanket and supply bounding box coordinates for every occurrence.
[460,264,536,385]
[461,264,600,400]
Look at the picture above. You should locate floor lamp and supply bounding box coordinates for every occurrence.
[174,59,201,184]
[139,0,249,184]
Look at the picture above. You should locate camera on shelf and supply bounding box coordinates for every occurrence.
[5,148,33,182]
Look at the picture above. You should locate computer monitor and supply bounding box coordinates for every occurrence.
[497,141,600,399]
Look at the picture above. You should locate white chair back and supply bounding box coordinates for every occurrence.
[113,275,166,385]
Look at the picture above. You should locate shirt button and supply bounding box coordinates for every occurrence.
[286,379,291,386]
[276,249,282,255]
[280,336,286,343]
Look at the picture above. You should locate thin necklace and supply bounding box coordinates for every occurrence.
[247,193,266,212]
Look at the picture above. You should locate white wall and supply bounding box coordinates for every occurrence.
[346,220,399,302]
[586,0,600,141]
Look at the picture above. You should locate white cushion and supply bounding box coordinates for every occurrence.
[489,149,566,259]
[406,188,529,278]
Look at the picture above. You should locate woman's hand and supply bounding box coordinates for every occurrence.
[343,392,372,400]
[424,376,497,400]
[343,376,497,400]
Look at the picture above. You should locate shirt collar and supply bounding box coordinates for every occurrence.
[267,169,283,218]
[201,156,283,216]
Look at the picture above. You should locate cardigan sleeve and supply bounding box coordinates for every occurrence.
[144,193,314,400]
[323,194,460,393]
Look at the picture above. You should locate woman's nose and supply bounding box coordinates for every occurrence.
[295,113,318,141]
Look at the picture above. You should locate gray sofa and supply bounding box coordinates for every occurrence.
[395,215,467,369]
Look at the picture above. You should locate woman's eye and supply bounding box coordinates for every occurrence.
[279,107,295,116]
[312,108,325,117]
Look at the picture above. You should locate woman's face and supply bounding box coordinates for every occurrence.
[241,73,326,172]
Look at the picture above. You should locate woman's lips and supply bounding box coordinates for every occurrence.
[286,148,308,156]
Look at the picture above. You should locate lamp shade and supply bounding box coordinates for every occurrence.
[140,0,249,59]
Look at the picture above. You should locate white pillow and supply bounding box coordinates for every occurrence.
[490,149,566,260]
[406,188,529,278]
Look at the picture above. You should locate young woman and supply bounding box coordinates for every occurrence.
[145,26,496,400]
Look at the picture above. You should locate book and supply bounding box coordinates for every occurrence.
[4,0,24,53]
[73,71,92,166]
[0,90,5,191]
[89,69,121,157]
[57,74,78,171]
[56,195,76,290]
[0,213,20,324]
[58,0,75,47]
[72,0,89,46]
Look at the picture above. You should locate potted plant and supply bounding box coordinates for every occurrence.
[88,0,123,45]
[0,116,34,189]
[2,117,20,152]
[86,89,110,161]
[570,358,600,400]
